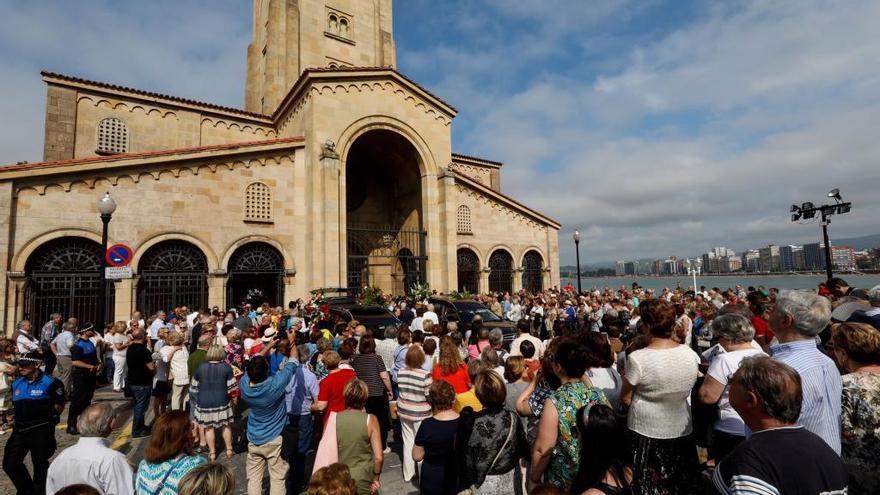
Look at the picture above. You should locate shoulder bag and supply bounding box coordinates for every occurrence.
[458,411,516,495]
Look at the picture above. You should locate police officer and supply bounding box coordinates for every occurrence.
[2,352,66,495]
[66,323,99,435]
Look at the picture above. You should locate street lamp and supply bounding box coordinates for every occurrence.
[790,188,852,282]
[573,230,582,294]
[96,192,116,331]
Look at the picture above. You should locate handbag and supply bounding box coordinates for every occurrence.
[458,411,516,495]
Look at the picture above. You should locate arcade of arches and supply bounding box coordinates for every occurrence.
[456,247,548,295]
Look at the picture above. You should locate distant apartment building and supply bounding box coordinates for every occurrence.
[724,256,743,272]
[792,246,805,271]
[702,247,736,273]
[832,246,856,271]
[624,261,638,276]
[758,245,781,272]
[615,260,626,276]
[779,245,795,272]
[803,243,827,270]
[742,250,761,272]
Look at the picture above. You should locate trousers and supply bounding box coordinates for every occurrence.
[2,424,56,495]
[365,395,390,449]
[53,356,72,395]
[283,413,314,493]
[401,418,423,481]
[130,385,152,433]
[67,369,96,430]
[170,384,189,411]
[112,355,127,390]
[246,435,288,495]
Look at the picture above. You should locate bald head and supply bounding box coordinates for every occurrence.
[77,403,115,437]
[198,333,213,349]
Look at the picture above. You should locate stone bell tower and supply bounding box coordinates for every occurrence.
[245,0,397,114]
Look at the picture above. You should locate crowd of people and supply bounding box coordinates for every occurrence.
[0,276,878,494]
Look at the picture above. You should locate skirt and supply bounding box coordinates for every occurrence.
[629,430,700,495]
[193,403,234,428]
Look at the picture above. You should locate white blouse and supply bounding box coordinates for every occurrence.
[625,345,700,439]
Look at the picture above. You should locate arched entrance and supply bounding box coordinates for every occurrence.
[24,237,112,326]
[522,250,544,294]
[226,242,284,308]
[345,130,426,295]
[457,248,480,294]
[488,250,513,294]
[137,240,208,316]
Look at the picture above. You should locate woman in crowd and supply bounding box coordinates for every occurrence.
[697,313,766,461]
[831,322,880,494]
[397,345,433,482]
[413,381,460,495]
[515,338,563,445]
[313,350,357,429]
[135,410,206,494]
[582,332,622,409]
[504,356,529,417]
[177,462,236,495]
[455,370,527,494]
[433,336,469,393]
[468,326,491,360]
[190,345,236,461]
[151,328,171,420]
[350,336,393,451]
[620,299,700,495]
[309,463,358,495]
[335,379,385,495]
[109,321,129,392]
[162,331,190,411]
[570,404,633,495]
[531,340,608,490]
[391,328,412,388]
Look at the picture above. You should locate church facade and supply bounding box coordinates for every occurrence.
[0,0,560,330]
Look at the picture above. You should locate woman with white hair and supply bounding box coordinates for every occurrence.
[698,313,766,461]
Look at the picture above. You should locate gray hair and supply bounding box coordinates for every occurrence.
[298,344,311,364]
[717,304,752,319]
[480,346,501,367]
[488,328,504,346]
[77,403,115,437]
[384,326,399,340]
[711,314,755,343]
[774,289,831,337]
[733,356,802,423]
[446,321,458,333]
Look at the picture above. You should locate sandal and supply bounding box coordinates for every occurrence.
[225,449,234,460]
[194,445,208,454]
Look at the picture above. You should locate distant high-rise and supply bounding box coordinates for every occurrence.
[615,260,626,276]
[758,245,781,272]
[803,243,827,270]
[832,246,856,271]
[779,245,795,272]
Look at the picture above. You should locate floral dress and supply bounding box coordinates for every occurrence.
[841,371,880,493]
[223,342,245,398]
[546,382,607,490]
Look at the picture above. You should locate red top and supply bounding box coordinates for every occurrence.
[432,363,470,394]
[752,316,774,342]
[318,368,357,428]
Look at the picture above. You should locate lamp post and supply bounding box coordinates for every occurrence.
[790,188,852,282]
[573,230,582,294]
[96,192,116,331]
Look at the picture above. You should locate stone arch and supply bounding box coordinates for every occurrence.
[487,248,514,294]
[131,232,219,272]
[136,239,209,315]
[13,228,103,272]
[485,245,515,269]
[521,249,545,294]
[225,241,286,307]
[456,247,481,294]
[338,115,439,179]
[220,235,293,271]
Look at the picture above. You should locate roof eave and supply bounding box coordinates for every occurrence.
[453,171,561,229]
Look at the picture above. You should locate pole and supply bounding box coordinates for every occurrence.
[821,212,833,282]
[574,239,582,294]
[97,213,111,331]
[692,268,697,293]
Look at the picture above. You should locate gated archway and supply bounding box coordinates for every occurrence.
[488,249,513,294]
[137,240,207,315]
[457,248,480,294]
[522,250,544,294]
[24,237,112,326]
[227,242,284,307]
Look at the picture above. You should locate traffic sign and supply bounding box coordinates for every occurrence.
[106,244,133,267]
[105,266,133,279]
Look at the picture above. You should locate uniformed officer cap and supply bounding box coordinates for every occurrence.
[19,351,43,366]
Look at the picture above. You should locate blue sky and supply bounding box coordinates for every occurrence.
[1,0,878,266]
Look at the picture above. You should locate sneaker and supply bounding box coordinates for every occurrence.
[383,446,391,454]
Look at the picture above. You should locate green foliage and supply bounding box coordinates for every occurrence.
[362,286,384,306]
[448,289,473,300]
[408,282,432,301]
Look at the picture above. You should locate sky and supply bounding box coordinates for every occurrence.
[1,0,878,267]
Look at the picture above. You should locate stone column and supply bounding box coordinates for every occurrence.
[320,143,342,288]
[480,269,490,295]
[113,278,134,322]
[208,271,227,309]
[512,268,523,293]
[4,274,26,337]
[283,270,297,306]
[437,166,458,292]
[0,182,13,333]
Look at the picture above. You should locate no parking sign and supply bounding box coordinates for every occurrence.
[106,244,133,267]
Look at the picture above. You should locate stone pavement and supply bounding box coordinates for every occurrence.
[0,383,419,495]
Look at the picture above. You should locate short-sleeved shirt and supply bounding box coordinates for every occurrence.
[453,389,483,413]
[432,363,469,394]
[713,426,847,494]
[318,368,357,427]
[707,348,766,435]
[350,353,387,397]
[70,338,98,366]
[625,345,700,439]
[126,343,154,387]
[52,331,75,357]
[11,373,65,430]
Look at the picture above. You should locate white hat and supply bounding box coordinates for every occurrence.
[261,328,277,342]
[831,301,871,322]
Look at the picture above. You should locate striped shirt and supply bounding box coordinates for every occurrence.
[351,353,387,397]
[397,367,433,421]
[770,339,842,455]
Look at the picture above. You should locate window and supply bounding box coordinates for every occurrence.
[326,9,353,42]
[329,14,338,32]
[96,118,128,155]
[245,182,272,222]
[457,205,472,234]
[339,18,349,37]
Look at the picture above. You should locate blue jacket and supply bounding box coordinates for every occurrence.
[240,360,296,445]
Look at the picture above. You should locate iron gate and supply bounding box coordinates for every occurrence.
[346,225,426,295]
[24,237,112,326]
[227,243,285,307]
[457,248,480,294]
[137,241,208,315]
[488,250,513,294]
[522,251,544,294]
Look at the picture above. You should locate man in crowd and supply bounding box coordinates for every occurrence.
[126,328,155,438]
[51,320,76,394]
[848,284,880,329]
[714,356,847,493]
[39,313,62,376]
[423,303,439,326]
[768,289,841,454]
[2,352,66,495]
[46,403,133,495]
[284,345,320,494]
[146,310,166,345]
[509,318,544,359]
[13,320,39,356]
[188,333,213,377]
[240,342,299,495]
[67,324,100,435]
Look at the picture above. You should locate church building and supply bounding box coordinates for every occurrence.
[0,0,560,330]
